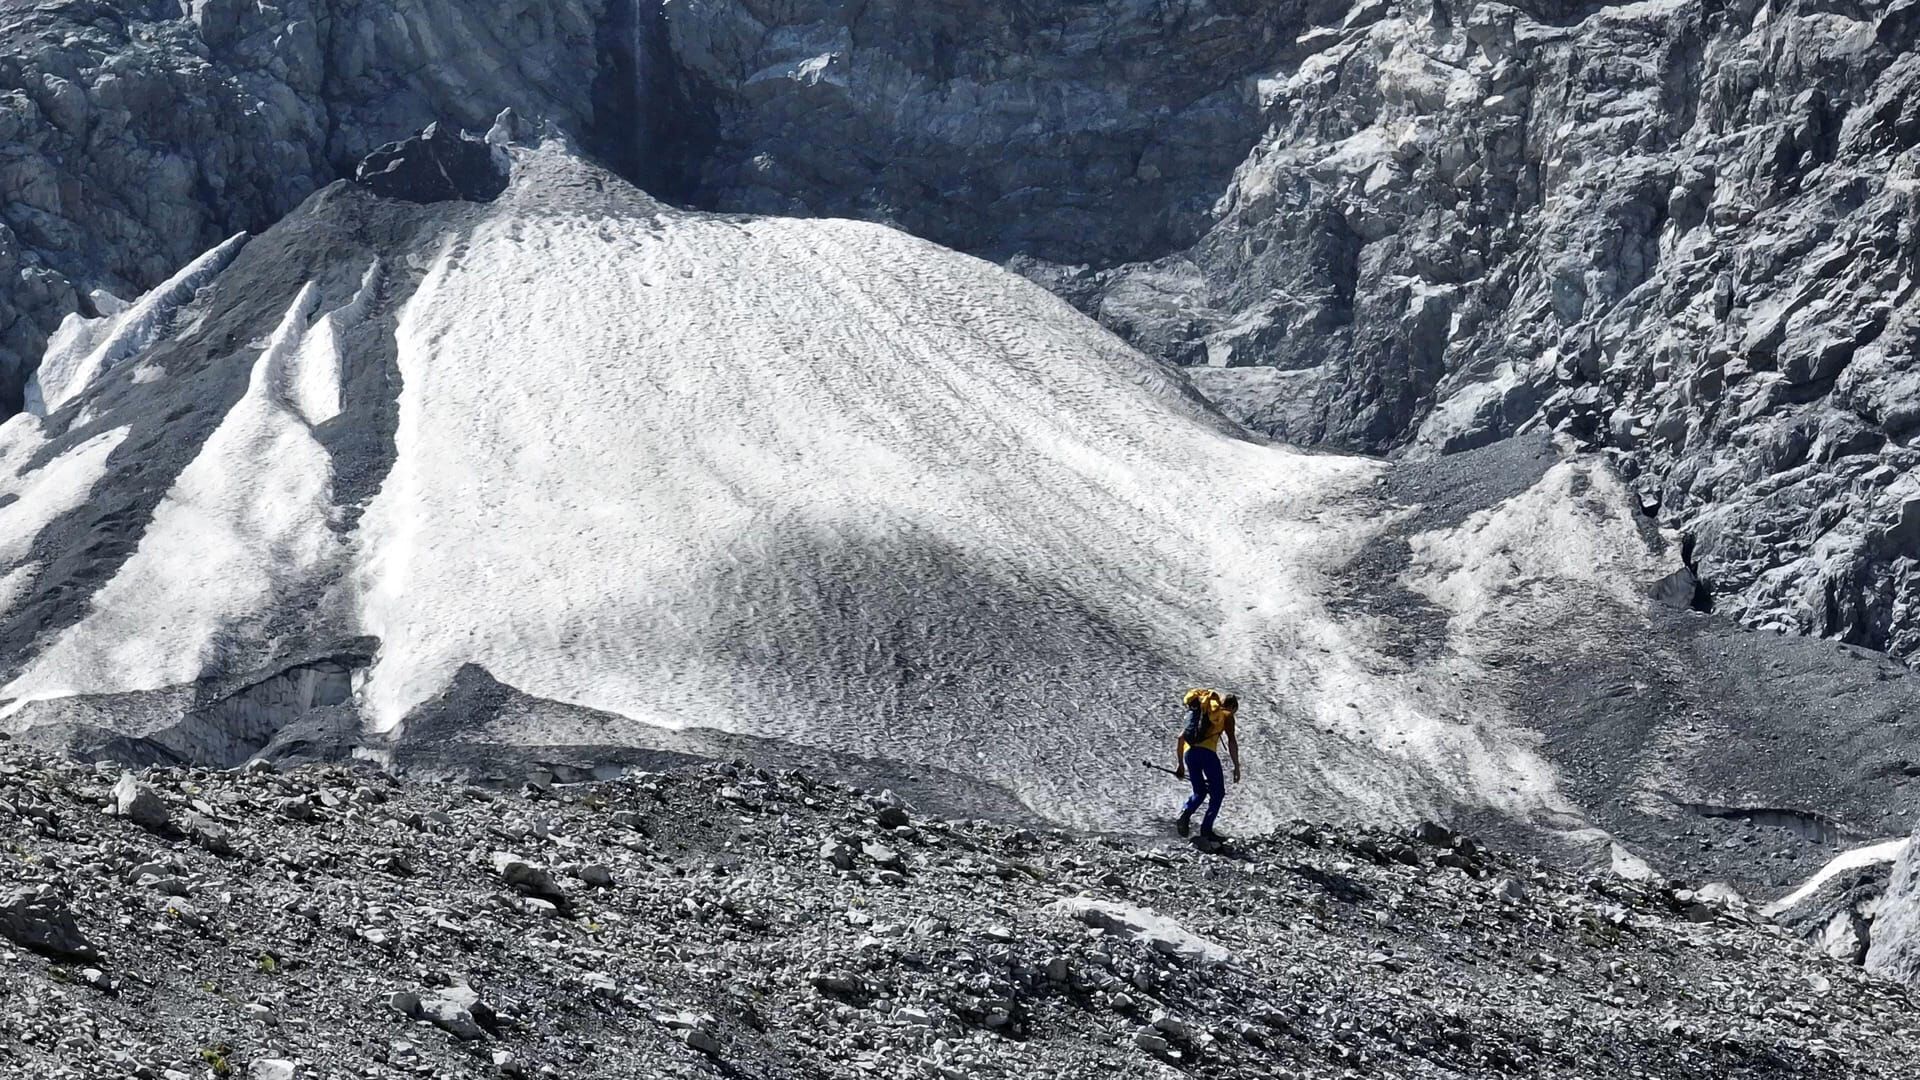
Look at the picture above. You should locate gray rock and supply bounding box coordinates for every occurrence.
[490,852,569,910]
[820,839,855,872]
[183,812,235,856]
[680,1027,723,1056]
[248,1060,296,1080]
[111,774,170,834]
[0,885,99,962]
[1865,828,1920,984]
[572,863,615,889]
[419,985,495,1042]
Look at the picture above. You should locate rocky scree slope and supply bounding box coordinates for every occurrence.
[1,742,1918,1079]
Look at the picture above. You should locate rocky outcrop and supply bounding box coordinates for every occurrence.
[1867,827,1920,983]
[354,121,513,204]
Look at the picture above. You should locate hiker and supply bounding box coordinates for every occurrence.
[1174,689,1241,840]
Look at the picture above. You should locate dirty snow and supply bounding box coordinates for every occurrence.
[1404,460,1676,647]
[1763,838,1911,916]
[3,282,339,704]
[340,147,1591,828]
[24,233,247,416]
[0,415,129,569]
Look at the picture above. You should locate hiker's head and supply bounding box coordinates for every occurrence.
[1221,694,1238,714]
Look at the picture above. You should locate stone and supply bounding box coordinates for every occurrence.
[680,1027,722,1056]
[490,852,570,911]
[820,839,855,872]
[1052,898,1229,963]
[0,885,99,961]
[419,985,494,1042]
[111,774,170,833]
[1866,824,1920,984]
[183,812,235,856]
[248,1060,296,1080]
[1413,821,1458,848]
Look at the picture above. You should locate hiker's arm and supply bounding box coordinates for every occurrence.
[1226,719,1242,782]
[1174,734,1187,778]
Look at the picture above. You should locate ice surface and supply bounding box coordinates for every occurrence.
[25,233,247,416]
[4,283,340,702]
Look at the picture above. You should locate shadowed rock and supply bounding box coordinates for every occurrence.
[353,123,507,204]
[0,885,100,962]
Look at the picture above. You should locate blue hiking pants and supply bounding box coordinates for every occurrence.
[1182,746,1225,834]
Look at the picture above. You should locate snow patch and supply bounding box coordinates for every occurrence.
[1763,838,1909,916]
[3,282,340,704]
[25,233,248,416]
[287,260,381,427]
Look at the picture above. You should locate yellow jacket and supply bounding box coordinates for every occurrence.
[1180,688,1230,752]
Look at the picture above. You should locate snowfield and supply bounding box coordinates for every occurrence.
[0,144,1688,838]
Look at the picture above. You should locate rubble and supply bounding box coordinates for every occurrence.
[0,745,1908,1077]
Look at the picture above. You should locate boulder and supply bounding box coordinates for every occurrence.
[1865,832,1920,985]
[353,123,509,204]
[111,773,170,834]
[0,885,100,962]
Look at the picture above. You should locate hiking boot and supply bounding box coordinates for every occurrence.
[1175,812,1192,838]
[1199,828,1225,843]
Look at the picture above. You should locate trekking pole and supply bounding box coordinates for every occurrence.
[1140,759,1181,777]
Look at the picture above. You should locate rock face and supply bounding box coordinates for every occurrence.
[0,0,611,412]
[1867,827,1920,983]
[659,0,1303,267]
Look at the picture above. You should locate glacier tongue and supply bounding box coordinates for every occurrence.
[325,145,1586,830]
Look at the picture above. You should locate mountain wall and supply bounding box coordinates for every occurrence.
[9,1,1920,663]
[0,0,615,413]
